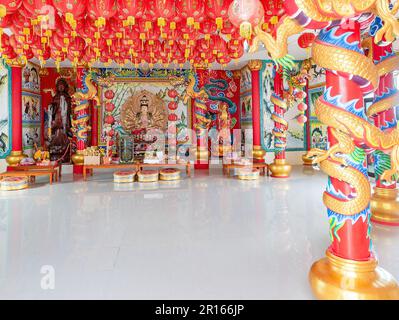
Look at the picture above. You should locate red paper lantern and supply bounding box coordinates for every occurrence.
[53,0,87,18]
[205,0,232,29]
[116,0,145,23]
[0,0,22,16]
[228,0,264,39]
[88,0,117,27]
[177,0,205,25]
[298,32,316,49]
[146,0,179,26]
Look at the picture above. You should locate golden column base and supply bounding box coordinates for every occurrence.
[71,150,85,166]
[253,145,266,162]
[196,147,209,162]
[309,251,399,300]
[269,159,292,178]
[6,151,27,166]
[371,187,399,226]
[302,154,314,166]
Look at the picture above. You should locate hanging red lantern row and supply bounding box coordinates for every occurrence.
[0,0,249,68]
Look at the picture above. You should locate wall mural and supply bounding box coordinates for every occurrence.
[308,63,327,151]
[0,64,11,159]
[98,69,191,158]
[240,66,253,128]
[261,61,307,152]
[22,62,42,158]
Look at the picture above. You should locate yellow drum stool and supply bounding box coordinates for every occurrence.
[160,168,181,181]
[237,168,260,181]
[114,170,137,184]
[0,177,29,191]
[138,170,159,183]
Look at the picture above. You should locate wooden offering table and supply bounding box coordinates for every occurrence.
[138,162,192,177]
[83,163,138,181]
[223,163,269,177]
[12,162,62,180]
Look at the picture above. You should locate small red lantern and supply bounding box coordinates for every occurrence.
[168,113,178,122]
[297,103,308,112]
[105,115,115,125]
[298,32,316,49]
[297,114,308,125]
[105,89,115,100]
[168,101,178,111]
[105,102,115,112]
[168,89,178,99]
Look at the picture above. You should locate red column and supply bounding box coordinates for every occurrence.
[322,22,370,261]
[6,65,26,167]
[72,67,86,175]
[274,67,286,160]
[91,102,98,147]
[248,60,265,162]
[194,68,209,170]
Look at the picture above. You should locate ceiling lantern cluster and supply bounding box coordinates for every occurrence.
[0,0,285,68]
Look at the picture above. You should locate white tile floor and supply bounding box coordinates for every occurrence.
[0,166,398,300]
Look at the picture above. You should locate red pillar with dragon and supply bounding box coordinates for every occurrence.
[246,0,399,299]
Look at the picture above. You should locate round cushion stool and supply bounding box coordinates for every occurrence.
[237,168,260,181]
[0,177,29,191]
[160,168,181,181]
[114,170,136,184]
[137,170,159,183]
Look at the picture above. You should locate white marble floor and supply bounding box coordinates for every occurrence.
[0,166,398,300]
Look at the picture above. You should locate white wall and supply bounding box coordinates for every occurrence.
[265,151,305,165]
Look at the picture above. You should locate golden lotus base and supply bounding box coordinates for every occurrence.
[6,151,27,166]
[309,251,399,300]
[302,154,314,166]
[253,146,266,162]
[72,151,85,166]
[371,187,399,226]
[269,159,292,178]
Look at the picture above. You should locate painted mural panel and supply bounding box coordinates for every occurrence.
[240,66,252,128]
[22,63,40,93]
[260,61,307,152]
[22,92,42,157]
[307,63,327,150]
[0,65,11,159]
[98,69,191,156]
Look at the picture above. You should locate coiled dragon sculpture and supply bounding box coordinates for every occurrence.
[249,0,399,245]
[71,72,100,144]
